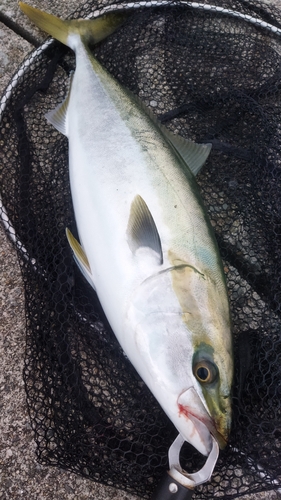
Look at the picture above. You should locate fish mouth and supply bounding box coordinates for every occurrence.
[177,388,229,454]
[178,404,227,450]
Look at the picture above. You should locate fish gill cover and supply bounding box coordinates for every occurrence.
[0,0,280,498]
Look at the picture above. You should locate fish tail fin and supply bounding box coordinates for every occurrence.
[19,2,129,48]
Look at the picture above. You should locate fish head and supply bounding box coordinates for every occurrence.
[177,340,233,454]
[168,259,233,455]
[126,264,233,456]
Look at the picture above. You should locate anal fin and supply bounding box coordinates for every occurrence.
[45,73,73,136]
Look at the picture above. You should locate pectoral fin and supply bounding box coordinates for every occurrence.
[127,195,163,265]
[66,228,96,290]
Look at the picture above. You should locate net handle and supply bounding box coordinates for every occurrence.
[150,472,194,500]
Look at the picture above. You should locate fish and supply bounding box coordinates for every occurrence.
[20,2,233,457]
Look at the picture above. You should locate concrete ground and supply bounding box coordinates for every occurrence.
[0,1,280,499]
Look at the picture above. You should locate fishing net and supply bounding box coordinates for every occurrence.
[0,0,281,498]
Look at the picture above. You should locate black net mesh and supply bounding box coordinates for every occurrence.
[1,0,281,498]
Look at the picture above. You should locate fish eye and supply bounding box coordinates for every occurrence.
[193,360,218,384]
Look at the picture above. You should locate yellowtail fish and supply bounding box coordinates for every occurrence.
[20,2,233,457]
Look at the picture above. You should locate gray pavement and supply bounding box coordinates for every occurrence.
[0,1,280,499]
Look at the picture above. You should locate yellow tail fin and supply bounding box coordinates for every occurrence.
[19,2,129,47]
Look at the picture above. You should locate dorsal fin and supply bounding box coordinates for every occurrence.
[127,195,163,265]
[159,127,212,176]
[125,89,212,176]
